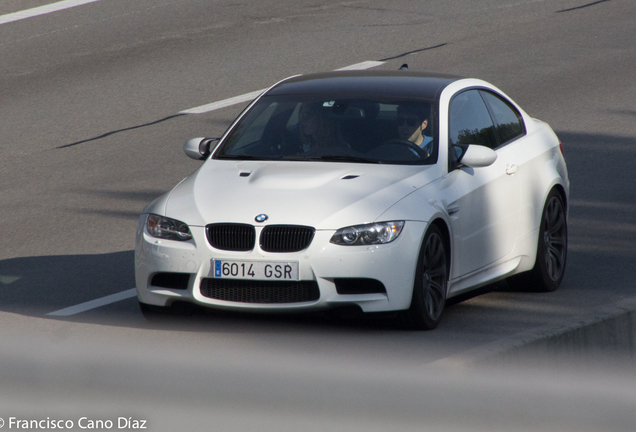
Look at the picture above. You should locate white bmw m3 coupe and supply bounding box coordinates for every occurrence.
[135,70,569,329]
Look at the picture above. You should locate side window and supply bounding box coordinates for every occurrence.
[449,90,497,149]
[480,91,525,145]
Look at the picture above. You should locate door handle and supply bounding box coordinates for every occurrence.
[506,164,519,175]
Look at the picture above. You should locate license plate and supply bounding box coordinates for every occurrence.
[212,260,299,281]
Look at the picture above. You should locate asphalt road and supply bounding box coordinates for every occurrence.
[1,0,635,429]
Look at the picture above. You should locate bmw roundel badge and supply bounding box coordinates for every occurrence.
[255,214,268,223]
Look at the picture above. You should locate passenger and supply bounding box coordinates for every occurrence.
[397,102,433,155]
[298,102,349,153]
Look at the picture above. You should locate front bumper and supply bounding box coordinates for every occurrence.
[134,215,426,313]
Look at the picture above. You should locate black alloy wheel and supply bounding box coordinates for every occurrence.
[508,189,567,292]
[535,191,568,291]
[403,225,449,330]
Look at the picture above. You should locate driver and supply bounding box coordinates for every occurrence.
[397,102,433,155]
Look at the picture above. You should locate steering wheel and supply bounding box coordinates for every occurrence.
[376,138,429,160]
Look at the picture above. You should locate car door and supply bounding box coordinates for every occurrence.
[446,89,521,279]
[479,90,538,238]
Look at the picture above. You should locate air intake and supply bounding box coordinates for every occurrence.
[200,279,320,303]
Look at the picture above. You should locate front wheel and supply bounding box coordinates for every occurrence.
[402,225,449,330]
[508,189,567,292]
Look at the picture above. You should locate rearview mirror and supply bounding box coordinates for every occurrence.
[458,145,497,168]
[183,138,220,160]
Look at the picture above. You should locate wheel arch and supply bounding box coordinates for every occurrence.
[551,183,568,214]
[430,218,451,270]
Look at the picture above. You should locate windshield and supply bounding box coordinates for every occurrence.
[214,95,438,165]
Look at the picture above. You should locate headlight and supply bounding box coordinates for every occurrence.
[146,214,192,241]
[330,221,404,246]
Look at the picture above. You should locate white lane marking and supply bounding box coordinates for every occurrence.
[179,89,266,115]
[47,288,136,316]
[0,275,21,284]
[334,60,386,71]
[0,0,101,25]
[180,60,386,115]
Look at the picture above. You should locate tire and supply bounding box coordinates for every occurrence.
[508,189,567,292]
[403,225,449,330]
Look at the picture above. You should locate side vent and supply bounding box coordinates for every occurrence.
[150,273,190,290]
[334,278,386,295]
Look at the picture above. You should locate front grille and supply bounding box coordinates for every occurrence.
[206,223,255,251]
[200,278,320,304]
[260,225,315,252]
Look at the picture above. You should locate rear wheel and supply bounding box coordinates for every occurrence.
[508,189,567,292]
[403,225,449,330]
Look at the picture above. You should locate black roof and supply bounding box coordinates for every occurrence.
[266,70,462,100]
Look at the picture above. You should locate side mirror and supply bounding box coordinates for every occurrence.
[183,137,219,160]
[458,145,497,168]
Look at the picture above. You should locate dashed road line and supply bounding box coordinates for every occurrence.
[179,89,266,115]
[334,60,385,71]
[0,0,101,26]
[180,60,386,115]
[47,288,136,316]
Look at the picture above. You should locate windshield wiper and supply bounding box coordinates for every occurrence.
[304,155,380,164]
[216,154,380,163]
[215,154,271,160]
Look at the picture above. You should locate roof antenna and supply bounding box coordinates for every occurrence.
[399,63,409,70]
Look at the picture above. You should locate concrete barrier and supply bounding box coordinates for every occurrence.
[434,296,636,369]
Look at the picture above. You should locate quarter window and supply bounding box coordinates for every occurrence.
[449,90,497,149]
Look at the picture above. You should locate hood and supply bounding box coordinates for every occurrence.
[163,160,439,229]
